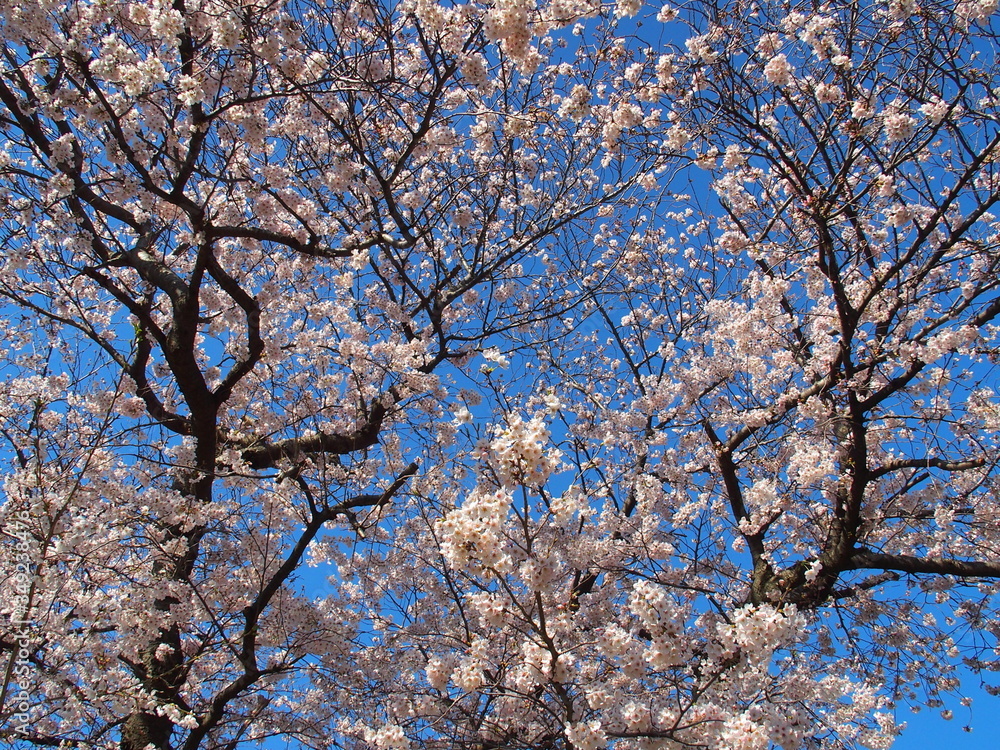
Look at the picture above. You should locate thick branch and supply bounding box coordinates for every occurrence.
[703,421,769,582]
[127,326,192,436]
[333,461,419,511]
[205,253,264,405]
[239,401,389,469]
[870,455,987,480]
[848,547,1000,578]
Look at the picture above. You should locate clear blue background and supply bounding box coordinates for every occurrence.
[892,679,997,749]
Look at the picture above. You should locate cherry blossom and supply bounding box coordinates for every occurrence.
[1,1,999,749]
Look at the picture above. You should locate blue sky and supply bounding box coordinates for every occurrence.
[891,671,997,749]
[894,705,993,749]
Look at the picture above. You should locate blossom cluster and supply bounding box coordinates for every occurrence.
[720,604,807,664]
[559,84,593,121]
[488,414,562,487]
[435,487,514,572]
[483,0,542,69]
[1,1,997,749]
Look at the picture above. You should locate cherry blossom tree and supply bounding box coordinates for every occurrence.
[1,0,999,749]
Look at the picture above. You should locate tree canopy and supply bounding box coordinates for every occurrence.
[1,0,1000,748]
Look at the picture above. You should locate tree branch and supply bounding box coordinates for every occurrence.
[870,455,988,480]
[238,401,390,469]
[848,547,1000,578]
